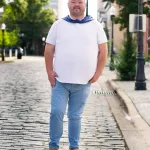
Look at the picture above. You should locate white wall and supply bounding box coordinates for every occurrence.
[0,7,4,13]
[58,0,69,19]
[88,0,97,19]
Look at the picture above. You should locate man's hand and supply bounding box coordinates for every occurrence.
[44,43,56,87]
[89,72,99,83]
[89,43,108,84]
[48,71,58,87]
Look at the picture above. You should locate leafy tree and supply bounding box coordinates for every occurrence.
[1,0,56,54]
[0,0,5,7]
[0,29,19,47]
[0,31,9,47]
[114,33,137,80]
[8,29,19,46]
[0,0,26,31]
[21,0,55,49]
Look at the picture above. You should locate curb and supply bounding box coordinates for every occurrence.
[107,79,140,117]
[107,79,150,150]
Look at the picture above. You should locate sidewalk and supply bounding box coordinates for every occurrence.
[104,64,150,150]
[105,65,150,125]
[0,56,17,64]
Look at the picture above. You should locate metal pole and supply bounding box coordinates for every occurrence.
[135,0,146,90]
[43,41,45,56]
[86,0,88,16]
[1,29,5,61]
[148,37,150,55]
[110,16,114,70]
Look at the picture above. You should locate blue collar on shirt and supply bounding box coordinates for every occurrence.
[63,15,94,24]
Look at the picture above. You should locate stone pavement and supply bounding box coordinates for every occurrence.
[106,64,150,125]
[105,64,150,150]
[0,56,127,150]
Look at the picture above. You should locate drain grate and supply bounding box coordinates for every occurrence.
[91,90,116,95]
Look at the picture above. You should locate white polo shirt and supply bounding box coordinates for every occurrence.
[46,19,107,84]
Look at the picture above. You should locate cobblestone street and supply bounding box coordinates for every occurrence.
[0,57,127,150]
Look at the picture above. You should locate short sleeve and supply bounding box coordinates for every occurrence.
[46,22,57,45]
[97,23,108,45]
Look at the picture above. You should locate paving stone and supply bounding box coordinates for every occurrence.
[0,57,127,150]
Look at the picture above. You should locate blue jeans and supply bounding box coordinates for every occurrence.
[49,79,91,149]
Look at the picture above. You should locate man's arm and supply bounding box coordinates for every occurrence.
[89,43,108,83]
[44,43,58,87]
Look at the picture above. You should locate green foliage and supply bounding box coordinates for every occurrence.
[114,32,137,81]
[107,40,111,56]
[0,0,56,53]
[21,0,55,39]
[145,55,150,62]
[0,0,5,7]
[0,29,19,47]
[8,29,19,46]
[0,31,9,46]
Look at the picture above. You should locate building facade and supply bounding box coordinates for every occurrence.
[98,1,150,55]
[144,18,150,55]
[98,1,125,52]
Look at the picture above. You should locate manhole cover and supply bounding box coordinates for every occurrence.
[91,90,116,95]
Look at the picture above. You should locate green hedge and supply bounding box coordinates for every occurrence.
[145,55,150,62]
[114,32,137,81]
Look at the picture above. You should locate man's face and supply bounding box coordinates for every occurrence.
[68,0,86,18]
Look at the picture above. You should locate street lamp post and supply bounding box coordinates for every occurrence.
[135,0,146,90]
[42,37,46,55]
[1,23,6,61]
[109,6,116,71]
[86,0,88,16]
[147,37,150,55]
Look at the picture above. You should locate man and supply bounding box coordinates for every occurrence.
[44,0,108,149]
